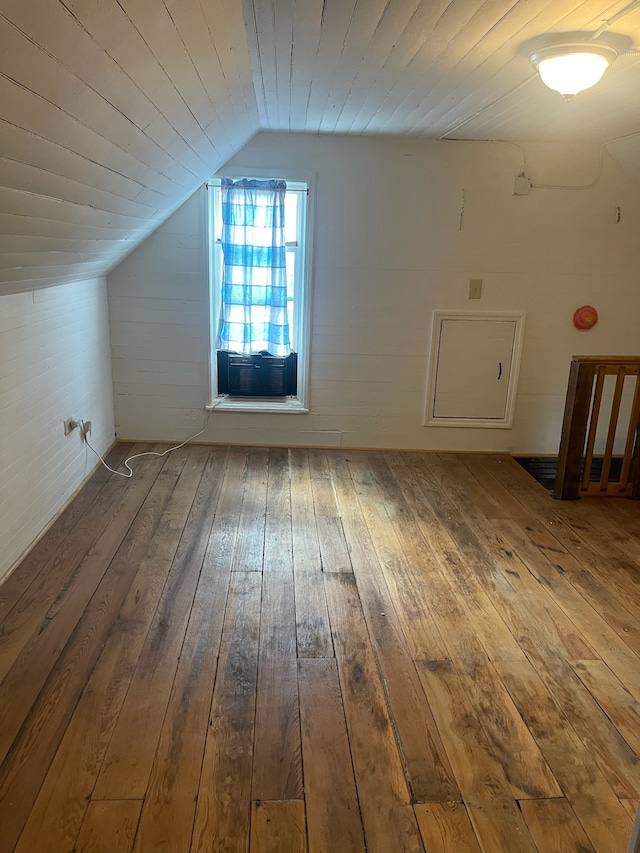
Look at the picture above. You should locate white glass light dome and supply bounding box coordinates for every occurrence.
[530,43,618,97]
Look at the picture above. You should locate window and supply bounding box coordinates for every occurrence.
[207,174,311,412]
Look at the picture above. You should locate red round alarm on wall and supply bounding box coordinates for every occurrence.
[573,305,598,330]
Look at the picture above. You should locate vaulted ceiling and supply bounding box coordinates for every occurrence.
[2,0,640,294]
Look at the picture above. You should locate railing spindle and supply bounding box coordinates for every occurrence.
[582,366,605,492]
[599,367,626,492]
[619,374,640,493]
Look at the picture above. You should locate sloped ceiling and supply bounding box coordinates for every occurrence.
[0,0,259,293]
[2,0,640,295]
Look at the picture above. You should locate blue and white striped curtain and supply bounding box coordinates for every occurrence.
[216,178,291,357]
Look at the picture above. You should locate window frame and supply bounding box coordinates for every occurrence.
[206,169,314,413]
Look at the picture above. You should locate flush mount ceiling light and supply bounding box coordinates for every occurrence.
[530,42,618,98]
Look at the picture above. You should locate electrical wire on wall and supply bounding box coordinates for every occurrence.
[605,129,640,149]
[444,130,610,193]
[531,144,604,190]
[80,411,212,479]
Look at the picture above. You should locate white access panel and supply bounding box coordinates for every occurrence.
[424,312,525,428]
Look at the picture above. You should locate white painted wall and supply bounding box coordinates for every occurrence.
[108,132,640,454]
[0,278,115,582]
[109,191,211,442]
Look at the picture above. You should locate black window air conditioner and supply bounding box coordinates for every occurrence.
[217,350,297,397]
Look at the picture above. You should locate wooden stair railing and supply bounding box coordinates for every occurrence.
[554,356,640,500]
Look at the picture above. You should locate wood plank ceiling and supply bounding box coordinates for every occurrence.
[0,0,259,292]
[2,0,640,294]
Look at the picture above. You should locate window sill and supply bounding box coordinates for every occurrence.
[206,396,309,414]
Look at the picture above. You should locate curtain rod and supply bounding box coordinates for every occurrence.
[206,182,309,194]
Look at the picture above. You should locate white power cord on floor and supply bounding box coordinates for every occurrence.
[79,412,211,479]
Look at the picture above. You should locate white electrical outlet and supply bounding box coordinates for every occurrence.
[63,416,79,436]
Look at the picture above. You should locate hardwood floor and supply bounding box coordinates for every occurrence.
[1,444,639,853]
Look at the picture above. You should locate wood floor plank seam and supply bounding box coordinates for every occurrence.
[132,507,236,853]
[328,452,460,802]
